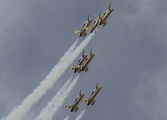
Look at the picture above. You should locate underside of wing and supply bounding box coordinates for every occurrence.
[74,30,81,35]
[82,99,88,103]
[85,27,91,31]
[65,106,72,109]
[69,66,75,70]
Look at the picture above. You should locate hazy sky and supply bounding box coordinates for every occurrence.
[0,0,167,120]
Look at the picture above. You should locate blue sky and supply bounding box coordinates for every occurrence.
[0,0,167,120]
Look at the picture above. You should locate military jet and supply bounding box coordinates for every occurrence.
[100,3,114,27]
[69,50,89,73]
[65,89,85,112]
[81,49,95,72]
[76,50,89,68]
[82,82,102,106]
[88,12,102,33]
[74,14,93,38]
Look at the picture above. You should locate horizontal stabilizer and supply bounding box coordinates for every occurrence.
[82,99,88,103]
[65,106,72,109]
[74,30,81,35]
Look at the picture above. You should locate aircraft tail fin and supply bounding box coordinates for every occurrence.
[96,82,99,89]
[79,89,85,97]
[82,50,88,58]
[65,106,72,109]
[82,50,85,57]
[74,30,81,35]
[90,48,92,55]
[109,3,111,9]
[79,89,82,96]
[90,48,95,57]
[88,14,93,23]
[99,11,102,19]
[88,14,92,21]
[109,2,114,11]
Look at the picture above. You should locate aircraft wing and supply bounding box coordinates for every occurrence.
[65,106,72,109]
[69,65,82,70]
[74,30,81,35]
[94,18,99,23]
[77,56,89,66]
[85,27,91,30]
[82,99,89,103]
[69,66,75,70]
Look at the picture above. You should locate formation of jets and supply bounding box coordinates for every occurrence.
[65,2,113,113]
[69,49,95,73]
[65,83,102,112]
[74,3,114,37]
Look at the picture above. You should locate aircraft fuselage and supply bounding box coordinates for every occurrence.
[88,87,102,105]
[80,20,92,37]
[82,54,95,72]
[71,94,85,112]
[74,55,89,73]
[90,20,100,33]
[100,9,114,25]
[77,55,89,65]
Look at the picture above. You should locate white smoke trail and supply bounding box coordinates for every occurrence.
[75,109,86,120]
[0,118,5,120]
[63,114,70,120]
[60,39,78,62]
[4,32,94,120]
[2,39,78,120]
[44,75,80,120]
[35,76,73,120]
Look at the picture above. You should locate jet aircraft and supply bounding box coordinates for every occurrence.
[82,82,102,107]
[81,49,95,72]
[74,14,93,38]
[65,89,85,112]
[69,50,89,73]
[100,3,114,27]
[88,12,102,33]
